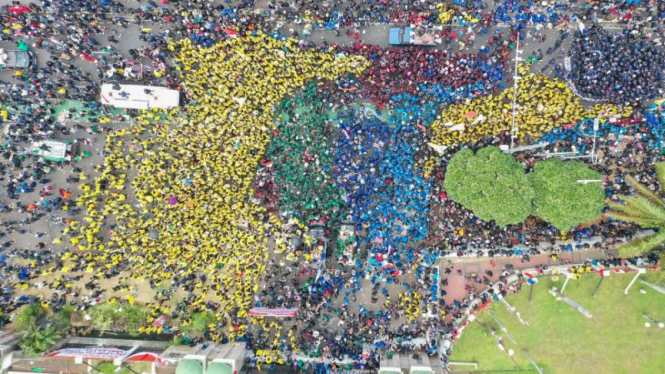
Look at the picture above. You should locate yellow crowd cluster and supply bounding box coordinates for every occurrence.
[64,33,367,335]
[430,68,632,147]
[397,291,422,322]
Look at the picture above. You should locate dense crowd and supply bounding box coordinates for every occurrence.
[568,24,665,104]
[0,0,664,373]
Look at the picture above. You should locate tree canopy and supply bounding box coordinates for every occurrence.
[529,159,605,231]
[444,147,605,230]
[444,146,534,227]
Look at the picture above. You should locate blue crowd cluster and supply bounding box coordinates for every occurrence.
[333,108,430,264]
[493,0,571,26]
[540,112,665,155]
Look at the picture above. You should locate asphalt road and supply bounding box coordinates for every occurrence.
[0,0,641,265]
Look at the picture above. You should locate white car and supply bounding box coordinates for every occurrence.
[0,49,37,71]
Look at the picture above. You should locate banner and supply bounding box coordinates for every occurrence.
[45,347,162,362]
[248,307,298,317]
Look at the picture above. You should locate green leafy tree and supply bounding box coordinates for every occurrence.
[13,305,46,332]
[191,311,215,333]
[444,146,534,227]
[530,158,605,232]
[19,324,62,356]
[605,163,665,258]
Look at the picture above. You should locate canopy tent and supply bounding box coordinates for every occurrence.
[175,359,203,374]
[206,362,232,374]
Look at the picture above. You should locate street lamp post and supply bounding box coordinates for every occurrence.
[509,37,522,151]
[591,117,599,164]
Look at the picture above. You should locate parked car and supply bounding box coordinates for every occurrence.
[0,49,37,71]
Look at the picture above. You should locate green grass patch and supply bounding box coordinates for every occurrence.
[450,273,665,374]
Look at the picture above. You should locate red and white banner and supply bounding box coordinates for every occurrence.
[45,347,162,362]
[248,307,298,317]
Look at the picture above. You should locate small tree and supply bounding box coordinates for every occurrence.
[530,159,604,232]
[88,304,116,335]
[444,146,534,227]
[605,162,665,257]
[19,324,62,356]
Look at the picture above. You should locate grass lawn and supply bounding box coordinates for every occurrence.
[449,271,665,374]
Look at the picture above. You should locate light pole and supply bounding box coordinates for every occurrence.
[591,117,599,164]
[509,37,522,151]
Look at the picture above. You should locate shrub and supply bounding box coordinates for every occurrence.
[13,305,46,332]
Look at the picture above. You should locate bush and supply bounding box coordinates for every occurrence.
[95,362,117,374]
[88,304,149,335]
[444,146,534,227]
[529,159,604,231]
[13,305,46,332]
[54,304,74,331]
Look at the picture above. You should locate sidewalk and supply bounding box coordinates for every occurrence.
[441,249,609,304]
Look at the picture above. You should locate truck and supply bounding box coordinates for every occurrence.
[389,25,442,46]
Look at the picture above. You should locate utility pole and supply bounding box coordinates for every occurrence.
[510,36,522,150]
[591,117,600,164]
